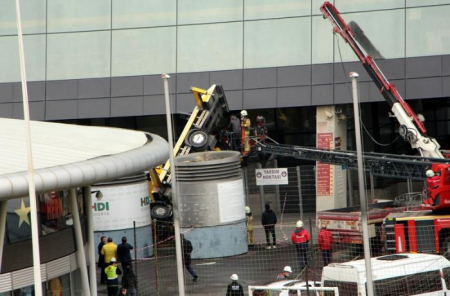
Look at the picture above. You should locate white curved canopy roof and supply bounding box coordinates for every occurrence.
[0,118,169,199]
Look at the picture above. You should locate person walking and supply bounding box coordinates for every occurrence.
[117,236,134,271]
[277,266,292,280]
[101,237,118,271]
[245,206,254,247]
[98,236,107,284]
[104,257,122,296]
[181,234,198,282]
[121,264,137,296]
[318,225,333,267]
[226,274,244,296]
[291,220,310,271]
[261,203,277,249]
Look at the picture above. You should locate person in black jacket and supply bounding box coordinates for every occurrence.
[117,237,134,271]
[121,264,137,296]
[226,274,244,296]
[181,234,198,282]
[97,236,107,284]
[261,203,277,249]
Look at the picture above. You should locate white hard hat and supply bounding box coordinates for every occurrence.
[245,206,251,214]
[296,220,304,228]
[283,266,292,273]
[110,257,117,263]
[240,110,248,116]
[230,274,239,281]
[426,170,435,178]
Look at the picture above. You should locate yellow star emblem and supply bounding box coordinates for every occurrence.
[15,198,31,227]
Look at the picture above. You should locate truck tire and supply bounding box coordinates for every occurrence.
[441,236,450,259]
[151,203,173,220]
[185,129,209,151]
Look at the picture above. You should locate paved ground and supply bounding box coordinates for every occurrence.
[97,213,346,295]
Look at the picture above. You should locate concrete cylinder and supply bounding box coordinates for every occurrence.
[91,174,153,260]
[175,151,247,259]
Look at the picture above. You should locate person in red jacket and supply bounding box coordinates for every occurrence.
[318,225,333,267]
[291,220,310,271]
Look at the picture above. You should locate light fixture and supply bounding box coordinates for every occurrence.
[91,190,103,200]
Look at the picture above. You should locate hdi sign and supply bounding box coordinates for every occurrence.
[255,168,289,186]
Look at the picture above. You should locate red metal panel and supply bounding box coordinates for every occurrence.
[407,220,417,253]
[394,224,406,253]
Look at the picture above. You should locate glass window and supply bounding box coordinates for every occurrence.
[112,0,176,29]
[6,198,32,243]
[406,270,442,294]
[245,0,310,20]
[407,0,450,7]
[323,280,358,296]
[47,31,111,80]
[112,27,176,77]
[244,18,311,68]
[312,16,334,64]
[0,0,46,35]
[178,0,243,25]
[334,0,404,13]
[48,0,111,33]
[406,6,450,57]
[334,10,405,62]
[39,191,71,235]
[178,22,243,72]
[46,274,71,296]
[0,35,46,83]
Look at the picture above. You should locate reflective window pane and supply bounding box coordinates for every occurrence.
[47,32,110,80]
[112,0,176,29]
[0,35,45,83]
[178,22,243,72]
[406,6,450,57]
[178,0,243,25]
[0,0,46,35]
[334,0,404,13]
[245,0,310,20]
[312,16,333,64]
[244,18,311,68]
[112,27,176,76]
[48,0,111,33]
[333,10,405,62]
[407,0,450,7]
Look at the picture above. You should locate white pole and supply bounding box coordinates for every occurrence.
[161,74,186,296]
[0,201,8,272]
[84,186,98,296]
[14,1,43,294]
[69,188,91,296]
[350,72,374,296]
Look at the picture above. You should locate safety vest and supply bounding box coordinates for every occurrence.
[105,265,118,280]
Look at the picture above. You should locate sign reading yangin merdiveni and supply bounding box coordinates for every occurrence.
[255,168,288,185]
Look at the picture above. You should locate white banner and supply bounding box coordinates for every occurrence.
[255,168,289,186]
[91,182,151,231]
[217,179,246,224]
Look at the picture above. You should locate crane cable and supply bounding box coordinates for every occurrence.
[336,36,400,147]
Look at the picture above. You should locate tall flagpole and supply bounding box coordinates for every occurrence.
[15,1,43,295]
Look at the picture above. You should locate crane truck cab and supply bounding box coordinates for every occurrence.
[322,253,450,296]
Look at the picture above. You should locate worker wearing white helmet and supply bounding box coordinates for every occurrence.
[245,206,254,247]
[226,274,244,296]
[277,266,293,280]
[426,169,435,178]
[424,168,441,206]
[240,110,251,154]
[291,220,311,271]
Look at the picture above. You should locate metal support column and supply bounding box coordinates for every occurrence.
[274,159,281,212]
[257,163,265,212]
[296,166,303,220]
[350,72,374,296]
[83,186,97,296]
[0,201,7,272]
[347,170,353,206]
[370,172,375,202]
[70,188,91,296]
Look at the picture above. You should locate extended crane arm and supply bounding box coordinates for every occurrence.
[320,2,443,159]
